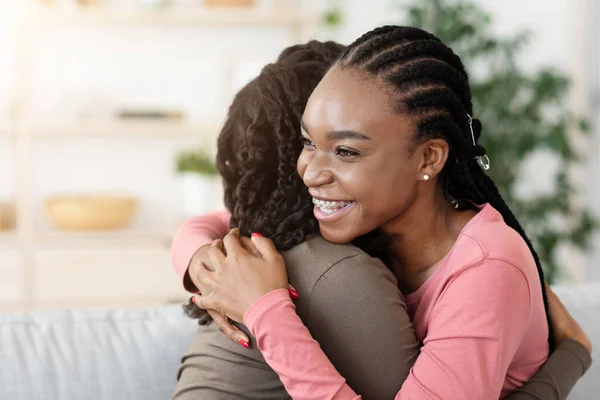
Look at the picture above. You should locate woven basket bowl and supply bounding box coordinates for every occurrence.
[44,195,139,231]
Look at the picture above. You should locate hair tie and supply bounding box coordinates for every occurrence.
[467,114,490,171]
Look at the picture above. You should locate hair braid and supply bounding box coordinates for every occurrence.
[342,27,441,66]
[366,40,466,77]
[338,25,554,349]
[339,25,402,59]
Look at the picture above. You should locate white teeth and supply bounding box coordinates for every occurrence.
[311,198,354,214]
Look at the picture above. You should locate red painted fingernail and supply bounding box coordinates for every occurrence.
[289,288,300,300]
[238,339,250,349]
[191,297,197,304]
[252,232,263,237]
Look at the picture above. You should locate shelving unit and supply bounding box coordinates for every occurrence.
[0,0,320,312]
[20,120,223,138]
[31,228,175,246]
[34,5,316,28]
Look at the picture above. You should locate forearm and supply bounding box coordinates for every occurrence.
[171,210,231,292]
[244,289,361,400]
[506,339,592,400]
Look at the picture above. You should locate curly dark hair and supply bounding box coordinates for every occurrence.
[218,41,346,248]
[184,40,346,323]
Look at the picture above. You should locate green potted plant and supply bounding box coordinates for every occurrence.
[394,0,597,282]
[175,149,219,217]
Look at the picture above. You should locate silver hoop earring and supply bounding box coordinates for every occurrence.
[423,174,430,181]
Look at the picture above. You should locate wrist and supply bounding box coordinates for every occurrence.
[243,288,292,333]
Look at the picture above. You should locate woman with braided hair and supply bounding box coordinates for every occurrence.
[174,30,591,399]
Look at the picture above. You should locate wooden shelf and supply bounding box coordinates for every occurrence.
[0,229,176,248]
[30,229,175,248]
[19,120,222,138]
[33,6,313,27]
[2,1,319,311]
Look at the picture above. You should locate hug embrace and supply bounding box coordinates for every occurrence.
[171,26,592,400]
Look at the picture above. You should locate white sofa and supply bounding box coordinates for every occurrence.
[1,283,598,400]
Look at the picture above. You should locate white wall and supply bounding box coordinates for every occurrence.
[0,9,297,231]
[0,0,597,280]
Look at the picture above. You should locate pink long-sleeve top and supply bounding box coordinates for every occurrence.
[171,210,231,293]
[171,204,550,399]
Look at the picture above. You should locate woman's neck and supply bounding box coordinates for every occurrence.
[383,195,477,294]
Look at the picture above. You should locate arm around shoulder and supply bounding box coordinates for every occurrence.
[506,339,592,400]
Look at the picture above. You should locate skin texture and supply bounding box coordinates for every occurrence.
[189,30,587,361]
[195,66,479,318]
[184,26,591,397]
[197,230,288,324]
[298,66,476,292]
[189,238,299,347]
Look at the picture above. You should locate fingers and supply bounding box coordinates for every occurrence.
[193,296,251,349]
[240,236,261,258]
[208,310,251,349]
[193,294,218,313]
[247,233,296,298]
[208,239,226,268]
[223,228,245,255]
[190,259,216,292]
[288,283,300,300]
[198,244,216,272]
[250,233,281,262]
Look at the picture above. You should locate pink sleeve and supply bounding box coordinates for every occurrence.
[244,289,360,400]
[244,260,533,400]
[170,210,231,293]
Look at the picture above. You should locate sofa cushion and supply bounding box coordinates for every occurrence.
[0,283,597,400]
[0,305,197,400]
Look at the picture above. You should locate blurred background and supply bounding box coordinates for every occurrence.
[0,0,598,313]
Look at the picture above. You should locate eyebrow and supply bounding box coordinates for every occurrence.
[300,118,371,141]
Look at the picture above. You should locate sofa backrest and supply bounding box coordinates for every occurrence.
[0,305,197,400]
[1,283,598,400]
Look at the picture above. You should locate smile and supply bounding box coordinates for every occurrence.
[312,198,354,214]
[311,198,356,221]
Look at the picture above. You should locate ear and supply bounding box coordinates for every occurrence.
[417,138,449,181]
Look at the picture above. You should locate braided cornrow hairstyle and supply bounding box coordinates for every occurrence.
[338,25,554,349]
[184,40,347,323]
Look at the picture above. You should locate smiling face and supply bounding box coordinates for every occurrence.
[297,65,445,243]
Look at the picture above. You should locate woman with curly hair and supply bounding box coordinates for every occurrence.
[172,38,591,400]
[173,40,419,400]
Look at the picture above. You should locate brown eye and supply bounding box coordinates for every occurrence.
[301,137,315,148]
[336,147,359,157]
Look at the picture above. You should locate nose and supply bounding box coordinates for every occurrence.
[298,151,334,189]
